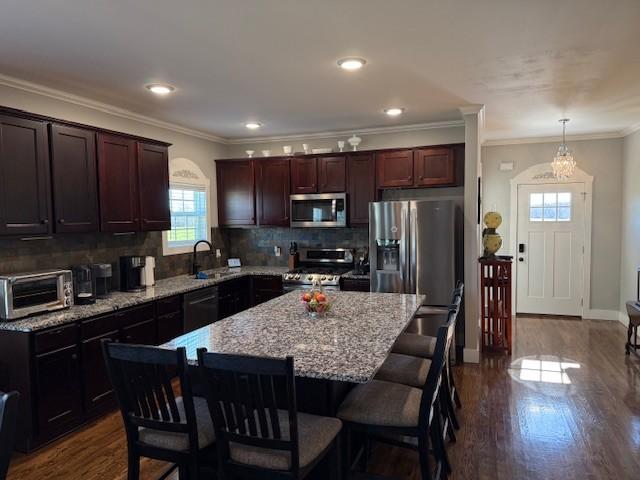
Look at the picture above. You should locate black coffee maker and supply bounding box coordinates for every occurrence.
[119,256,146,292]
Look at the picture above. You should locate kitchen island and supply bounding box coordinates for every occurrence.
[163,290,424,415]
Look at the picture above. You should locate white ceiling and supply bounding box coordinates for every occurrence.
[1,0,639,141]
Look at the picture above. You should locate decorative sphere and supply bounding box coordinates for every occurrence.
[484,211,502,229]
[483,234,503,256]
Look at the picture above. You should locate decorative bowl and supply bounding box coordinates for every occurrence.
[301,290,331,318]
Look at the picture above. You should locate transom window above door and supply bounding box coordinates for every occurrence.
[529,192,571,222]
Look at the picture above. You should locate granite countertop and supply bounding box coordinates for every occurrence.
[162,290,424,383]
[0,266,288,333]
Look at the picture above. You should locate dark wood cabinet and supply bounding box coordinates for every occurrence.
[81,329,119,415]
[414,147,455,186]
[256,158,290,226]
[216,160,256,226]
[156,295,183,344]
[34,344,82,441]
[219,278,251,319]
[122,317,157,345]
[97,134,140,232]
[376,150,414,188]
[251,276,283,306]
[49,124,99,233]
[318,156,346,193]
[340,277,371,292]
[347,154,376,225]
[0,115,51,236]
[290,157,318,194]
[138,143,170,231]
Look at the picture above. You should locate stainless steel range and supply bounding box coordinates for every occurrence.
[282,248,354,291]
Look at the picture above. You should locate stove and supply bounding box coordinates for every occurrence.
[283,248,354,290]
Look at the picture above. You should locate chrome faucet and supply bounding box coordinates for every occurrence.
[191,240,213,276]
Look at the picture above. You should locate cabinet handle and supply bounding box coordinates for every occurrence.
[41,219,49,225]
[71,353,78,361]
[58,219,65,224]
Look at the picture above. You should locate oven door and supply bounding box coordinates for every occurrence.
[290,193,347,228]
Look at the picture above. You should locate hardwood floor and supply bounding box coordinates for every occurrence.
[8,315,640,479]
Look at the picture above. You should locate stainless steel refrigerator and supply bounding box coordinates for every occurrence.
[369,200,460,305]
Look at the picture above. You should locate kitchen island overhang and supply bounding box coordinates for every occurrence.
[161,290,425,384]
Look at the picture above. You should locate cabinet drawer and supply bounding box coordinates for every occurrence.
[252,276,283,291]
[34,324,78,354]
[120,303,155,329]
[341,278,371,292]
[156,295,182,316]
[81,311,127,340]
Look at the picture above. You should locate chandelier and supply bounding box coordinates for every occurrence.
[551,118,576,180]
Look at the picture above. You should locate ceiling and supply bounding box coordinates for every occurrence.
[1,0,639,142]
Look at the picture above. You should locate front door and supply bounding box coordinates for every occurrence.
[516,183,585,316]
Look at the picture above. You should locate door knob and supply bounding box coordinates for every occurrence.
[518,257,524,262]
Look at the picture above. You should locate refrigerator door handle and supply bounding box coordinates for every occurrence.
[399,208,407,293]
[408,206,417,294]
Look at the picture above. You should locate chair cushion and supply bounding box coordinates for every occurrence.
[374,353,432,388]
[416,305,449,316]
[392,333,437,359]
[229,410,342,471]
[138,396,215,451]
[337,380,422,428]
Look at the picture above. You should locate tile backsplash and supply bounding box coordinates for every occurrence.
[0,226,367,279]
[223,227,368,266]
[0,229,227,281]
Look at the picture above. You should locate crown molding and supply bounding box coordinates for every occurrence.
[458,104,485,116]
[225,120,465,145]
[0,73,228,144]
[482,131,625,146]
[621,122,640,137]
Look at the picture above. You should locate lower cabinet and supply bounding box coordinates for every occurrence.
[219,278,251,319]
[81,329,119,416]
[34,344,83,441]
[251,275,284,306]
[341,277,371,292]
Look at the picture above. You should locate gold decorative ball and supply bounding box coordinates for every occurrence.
[483,234,503,256]
[484,211,502,229]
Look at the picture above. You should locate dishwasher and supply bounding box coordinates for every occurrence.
[183,286,219,334]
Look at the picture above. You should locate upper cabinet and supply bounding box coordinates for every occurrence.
[50,124,99,233]
[0,107,172,237]
[256,158,290,226]
[0,115,51,236]
[97,134,140,233]
[217,160,256,226]
[137,143,171,231]
[290,157,317,194]
[414,147,455,186]
[376,150,414,188]
[347,153,376,225]
[376,146,461,189]
[318,156,346,193]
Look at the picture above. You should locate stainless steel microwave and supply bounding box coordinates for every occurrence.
[0,270,74,320]
[290,193,347,228]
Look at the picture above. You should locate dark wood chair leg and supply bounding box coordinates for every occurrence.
[431,412,452,475]
[127,448,140,480]
[449,367,462,409]
[330,435,342,480]
[418,435,434,480]
[343,427,353,479]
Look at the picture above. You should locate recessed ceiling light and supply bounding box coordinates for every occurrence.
[245,122,263,130]
[384,107,405,116]
[337,57,366,71]
[145,83,175,95]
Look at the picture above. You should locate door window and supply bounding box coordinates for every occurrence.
[529,192,571,222]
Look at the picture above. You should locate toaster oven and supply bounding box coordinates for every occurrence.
[0,270,74,320]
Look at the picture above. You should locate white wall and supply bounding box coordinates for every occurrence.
[0,83,228,227]
[224,126,465,158]
[620,130,640,320]
[482,138,624,312]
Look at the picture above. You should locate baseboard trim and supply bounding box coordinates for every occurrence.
[582,309,620,321]
[618,311,630,327]
[463,348,480,364]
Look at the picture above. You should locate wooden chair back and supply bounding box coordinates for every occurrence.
[418,309,456,432]
[0,391,19,480]
[196,349,300,476]
[101,341,198,449]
